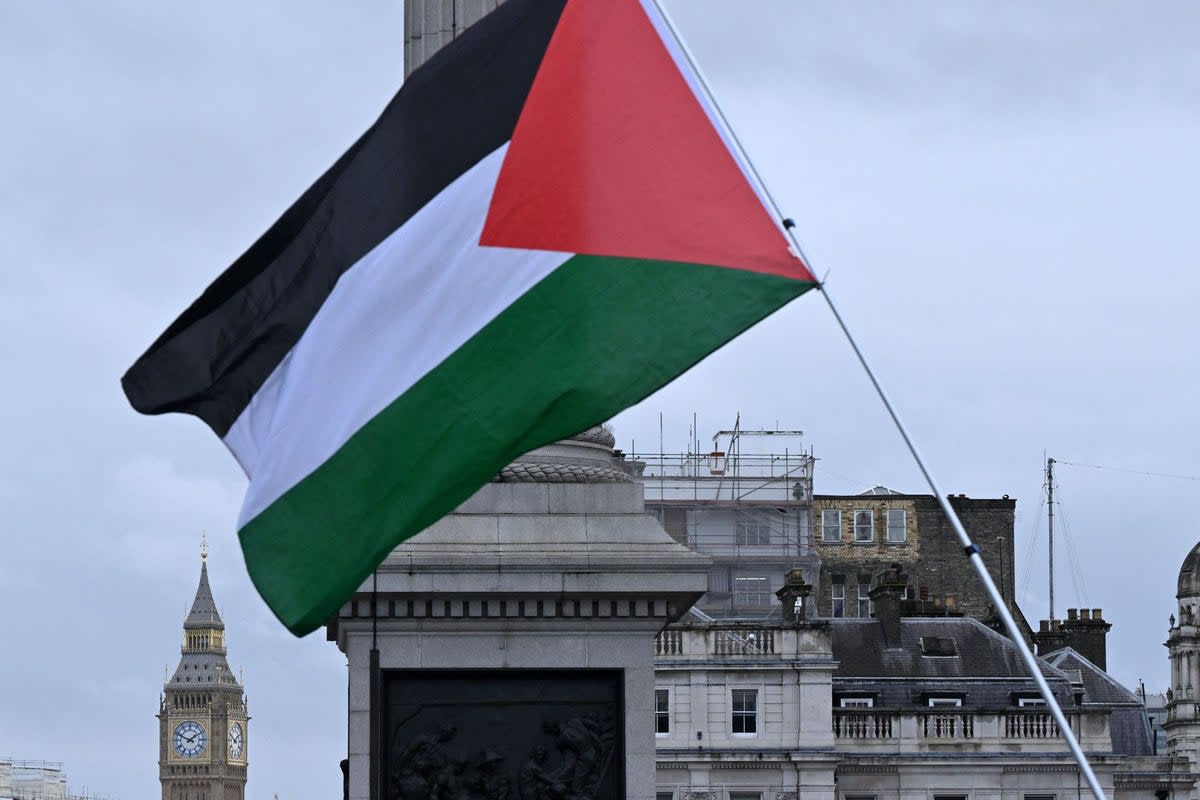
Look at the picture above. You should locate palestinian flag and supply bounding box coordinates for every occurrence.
[122,0,817,636]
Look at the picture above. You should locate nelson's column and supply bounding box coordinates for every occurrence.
[158,545,249,800]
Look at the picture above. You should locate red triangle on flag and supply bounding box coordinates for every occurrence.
[480,0,814,282]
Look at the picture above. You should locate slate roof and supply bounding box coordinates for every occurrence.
[831,617,1075,708]
[167,558,240,691]
[184,560,224,630]
[1042,647,1154,757]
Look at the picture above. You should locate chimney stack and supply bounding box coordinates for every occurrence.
[1060,608,1112,670]
[775,568,813,623]
[870,563,909,648]
[1034,608,1112,670]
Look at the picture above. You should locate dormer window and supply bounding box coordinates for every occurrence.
[839,697,875,708]
[1017,698,1046,707]
[927,697,962,707]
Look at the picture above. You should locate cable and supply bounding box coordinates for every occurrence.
[1053,483,1091,608]
[1019,492,1046,600]
[1056,459,1200,482]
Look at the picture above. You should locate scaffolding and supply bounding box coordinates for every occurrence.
[630,423,820,617]
[0,759,110,800]
[634,427,813,504]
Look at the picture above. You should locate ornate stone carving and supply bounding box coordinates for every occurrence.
[568,425,616,448]
[494,461,631,484]
[385,671,622,799]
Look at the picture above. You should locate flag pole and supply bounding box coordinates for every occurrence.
[646,2,1108,797]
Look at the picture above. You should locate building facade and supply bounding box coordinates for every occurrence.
[1165,541,1200,798]
[158,552,248,800]
[811,492,1021,633]
[637,430,816,619]
[636,431,1025,637]
[0,760,67,800]
[654,569,1191,800]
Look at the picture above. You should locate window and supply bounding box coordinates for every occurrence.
[857,575,872,617]
[656,794,674,800]
[831,575,845,618]
[731,689,758,734]
[733,576,771,607]
[821,509,842,542]
[1017,697,1047,707]
[845,795,878,800]
[853,510,874,542]
[839,697,874,708]
[886,508,907,542]
[735,518,772,546]
[729,794,762,800]
[927,697,963,707]
[933,796,968,800]
[655,689,670,734]
[1024,795,1055,800]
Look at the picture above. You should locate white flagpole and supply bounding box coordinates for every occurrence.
[646,2,1108,797]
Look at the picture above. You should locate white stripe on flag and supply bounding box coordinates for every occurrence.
[225,144,571,527]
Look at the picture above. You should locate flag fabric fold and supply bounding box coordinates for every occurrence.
[122,0,817,636]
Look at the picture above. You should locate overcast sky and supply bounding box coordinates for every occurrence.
[2,2,1198,798]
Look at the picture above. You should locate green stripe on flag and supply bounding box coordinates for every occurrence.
[239,255,814,635]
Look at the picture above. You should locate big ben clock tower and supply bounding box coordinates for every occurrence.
[158,541,248,800]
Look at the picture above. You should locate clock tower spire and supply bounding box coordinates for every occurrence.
[158,543,248,800]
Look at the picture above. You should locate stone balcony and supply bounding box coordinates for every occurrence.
[655,622,831,661]
[831,707,1111,753]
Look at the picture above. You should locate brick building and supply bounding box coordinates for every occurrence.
[812,490,1027,639]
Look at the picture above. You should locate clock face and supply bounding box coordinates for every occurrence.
[228,721,244,759]
[172,720,207,758]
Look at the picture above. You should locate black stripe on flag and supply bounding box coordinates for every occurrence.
[122,0,568,437]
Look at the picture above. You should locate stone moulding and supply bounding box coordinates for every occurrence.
[342,596,675,620]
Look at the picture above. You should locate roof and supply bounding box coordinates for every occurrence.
[184,559,224,630]
[169,558,240,691]
[1180,540,1200,597]
[1042,648,1142,704]
[831,617,1074,708]
[1042,647,1154,757]
[859,485,903,496]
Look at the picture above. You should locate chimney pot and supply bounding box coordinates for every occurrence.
[1080,609,1091,621]
[1092,608,1103,621]
[1039,620,1050,632]
[1067,608,1078,621]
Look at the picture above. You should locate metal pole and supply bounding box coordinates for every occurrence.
[1048,456,1056,620]
[645,2,1108,797]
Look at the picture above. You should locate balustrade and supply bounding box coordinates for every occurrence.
[921,712,974,739]
[1004,711,1059,738]
[833,710,894,739]
[712,627,775,656]
[655,629,682,656]
[654,627,778,656]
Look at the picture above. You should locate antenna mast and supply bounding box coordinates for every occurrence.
[1047,456,1055,620]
